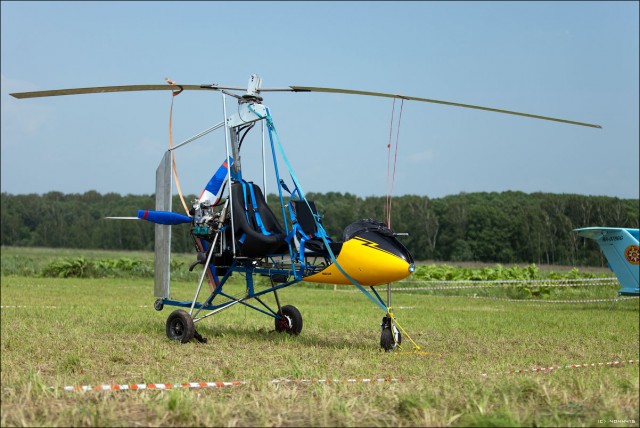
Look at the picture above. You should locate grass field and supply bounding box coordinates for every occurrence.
[1,248,638,427]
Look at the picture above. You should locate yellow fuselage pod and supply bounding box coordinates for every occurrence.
[303,237,412,286]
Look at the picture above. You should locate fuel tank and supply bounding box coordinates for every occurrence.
[304,219,414,286]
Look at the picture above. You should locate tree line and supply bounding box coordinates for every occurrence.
[1,190,637,266]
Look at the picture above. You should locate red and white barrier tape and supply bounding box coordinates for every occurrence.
[1,305,151,310]
[401,277,616,285]
[336,291,637,303]
[63,381,245,392]
[436,295,638,303]
[1,305,59,309]
[482,359,639,377]
[271,377,398,384]
[58,377,399,392]
[394,277,618,291]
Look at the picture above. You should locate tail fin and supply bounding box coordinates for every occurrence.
[575,227,639,296]
[199,157,233,206]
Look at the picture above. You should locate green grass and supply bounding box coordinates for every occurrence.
[1,248,638,427]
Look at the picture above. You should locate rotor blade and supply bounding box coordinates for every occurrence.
[286,86,602,129]
[9,84,245,99]
[10,81,601,129]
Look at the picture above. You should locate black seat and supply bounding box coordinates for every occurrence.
[231,181,288,258]
[290,200,342,257]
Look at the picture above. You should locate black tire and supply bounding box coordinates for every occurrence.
[154,299,164,311]
[166,310,195,343]
[275,305,303,335]
[380,327,394,351]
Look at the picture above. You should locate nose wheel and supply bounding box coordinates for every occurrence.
[380,315,401,351]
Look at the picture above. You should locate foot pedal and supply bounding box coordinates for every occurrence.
[189,252,208,271]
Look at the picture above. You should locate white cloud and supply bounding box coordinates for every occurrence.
[1,74,53,142]
[407,149,435,163]
[1,74,39,93]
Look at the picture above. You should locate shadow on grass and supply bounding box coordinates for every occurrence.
[190,323,378,351]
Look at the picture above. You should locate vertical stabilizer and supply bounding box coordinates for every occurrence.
[575,227,639,296]
[155,151,172,299]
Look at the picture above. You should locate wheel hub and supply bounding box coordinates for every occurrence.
[173,321,184,335]
[277,315,292,330]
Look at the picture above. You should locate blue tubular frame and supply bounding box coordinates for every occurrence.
[161,260,302,322]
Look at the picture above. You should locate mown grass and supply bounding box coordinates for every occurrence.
[0,248,638,427]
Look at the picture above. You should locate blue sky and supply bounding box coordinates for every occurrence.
[2,1,638,199]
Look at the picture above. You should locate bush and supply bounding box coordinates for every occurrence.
[411,263,592,282]
[41,257,91,278]
[41,257,153,279]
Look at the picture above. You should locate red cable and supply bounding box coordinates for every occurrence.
[387,98,404,228]
[386,99,396,227]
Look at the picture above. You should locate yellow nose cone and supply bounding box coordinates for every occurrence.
[304,237,413,286]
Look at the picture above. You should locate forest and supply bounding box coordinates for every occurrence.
[1,191,638,267]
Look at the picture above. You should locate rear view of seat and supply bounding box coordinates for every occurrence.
[290,200,342,257]
[231,181,288,258]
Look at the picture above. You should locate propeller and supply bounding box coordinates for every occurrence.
[9,78,602,129]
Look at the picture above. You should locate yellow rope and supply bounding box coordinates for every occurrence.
[387,309,442,357]
[165,78,216,293]
[165,77,190,216]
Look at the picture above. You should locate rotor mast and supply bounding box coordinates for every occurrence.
[224,74,268,177]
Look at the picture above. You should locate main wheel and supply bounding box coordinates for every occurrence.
[275,305,303,335]
[166,310,195,343]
